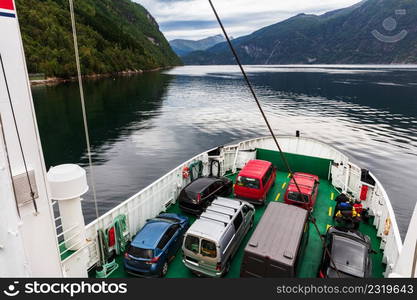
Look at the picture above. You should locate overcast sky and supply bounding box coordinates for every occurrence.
[135,0,362,41]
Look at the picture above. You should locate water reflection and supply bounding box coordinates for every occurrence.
[33,65,417,237]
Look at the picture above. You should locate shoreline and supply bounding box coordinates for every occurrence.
[30,66,175,86]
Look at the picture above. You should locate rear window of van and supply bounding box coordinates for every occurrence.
[185,235,200,253]
[201,239,217,258]
[237,176,260,189]
[287,192,309,203]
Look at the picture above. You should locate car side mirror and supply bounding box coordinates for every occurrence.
[369,249,378,254]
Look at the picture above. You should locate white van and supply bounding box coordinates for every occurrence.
[182,197,255,277]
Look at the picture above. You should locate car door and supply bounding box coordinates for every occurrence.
[231,211,245,255]
[265,166,275,196]
[163,224,180,257]
[311,181,319,207]
[170,224,182,253]
[204,181,221,203]
[261,166,273,199]
[241,204,254,228]
[200,187,211,206]
[212,181,224,196]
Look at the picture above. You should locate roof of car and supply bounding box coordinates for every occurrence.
[238,160,272,179]
[187,218,226,242]
[287,172,319,194]
[185,176,219,192]
[206,204,236,217]
[186,198,247,241]
[131,221,171,249]
[244,202,308,267]
[200,211,231,224]
[212,197,242,210]
[331,235,367,277]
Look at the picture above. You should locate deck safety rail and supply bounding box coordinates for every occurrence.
[80,151,211,270]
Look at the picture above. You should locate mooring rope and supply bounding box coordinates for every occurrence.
[69,0,99,219]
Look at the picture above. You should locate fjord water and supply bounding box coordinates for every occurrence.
[32,65,417,238]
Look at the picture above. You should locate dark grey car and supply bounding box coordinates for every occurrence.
[178,176,233,215]
[319,226,373,278]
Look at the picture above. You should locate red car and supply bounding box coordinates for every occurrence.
[234,160,276,204]
[284,172,319,210]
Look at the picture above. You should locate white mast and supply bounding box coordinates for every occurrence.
[0,0,63,277]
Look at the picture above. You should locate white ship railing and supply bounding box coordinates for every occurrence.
[60,136,402,277]
[81,151,211,271]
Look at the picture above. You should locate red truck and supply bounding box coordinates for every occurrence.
[234,160,276,205]
[284,172,320,211]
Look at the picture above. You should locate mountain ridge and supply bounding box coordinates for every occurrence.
[183,0,417,65]
[169,34,226,56]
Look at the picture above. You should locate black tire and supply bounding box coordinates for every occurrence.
[160,261,168,277]
[223,260,231,277]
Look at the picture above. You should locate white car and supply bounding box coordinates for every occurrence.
[182,197,255,277]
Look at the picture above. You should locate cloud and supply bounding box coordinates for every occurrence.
[135,0,363,40]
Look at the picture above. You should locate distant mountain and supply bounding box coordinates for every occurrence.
[170,35,226,56]
[15,0,181,78]
[183,0,417,65]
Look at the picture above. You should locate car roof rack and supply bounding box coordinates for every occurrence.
[200,212,228,226]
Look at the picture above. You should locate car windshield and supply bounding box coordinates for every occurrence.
[185,235,200,253]
[154,216,179,223]
[331,235,367,277]
[287,191,309,203]
[237,176,260,189]
[201,239,217,258]
[127,246,153,259]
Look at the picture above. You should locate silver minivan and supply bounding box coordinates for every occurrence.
[182,197,255,277]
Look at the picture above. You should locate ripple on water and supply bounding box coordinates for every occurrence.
[33,66,417,238]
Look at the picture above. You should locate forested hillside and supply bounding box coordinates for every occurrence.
[15,0,181,78]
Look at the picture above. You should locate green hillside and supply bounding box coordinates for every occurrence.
[15,0,182,78]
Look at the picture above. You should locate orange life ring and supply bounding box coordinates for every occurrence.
[384,217,391,236]
[182,167,190,179]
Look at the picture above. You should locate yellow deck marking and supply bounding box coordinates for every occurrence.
[281,182,286,189]
[330,192,334,200]
[275,193,281,201]
[287,173,291,178]
[328,207,332,217]
[326,224,331,231]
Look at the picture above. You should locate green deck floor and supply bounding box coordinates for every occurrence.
[92,171,385,278]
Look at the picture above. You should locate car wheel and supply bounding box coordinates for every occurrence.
[161,261,169,277]
[223,260,231,277]
[250,216,255,228]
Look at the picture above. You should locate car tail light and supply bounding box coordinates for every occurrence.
[124,253,131,260]
[146,256,160,264]
[197,193,201,203]
[319,270,325,278]
[216,262,222,271]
